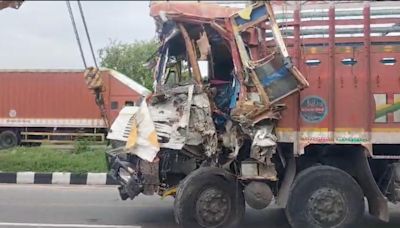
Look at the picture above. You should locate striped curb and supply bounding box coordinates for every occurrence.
[0,172,118,185]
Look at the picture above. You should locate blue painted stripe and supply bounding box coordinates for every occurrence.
[260,66,289,86]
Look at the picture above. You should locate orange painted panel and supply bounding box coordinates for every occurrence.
[0,70,142,127]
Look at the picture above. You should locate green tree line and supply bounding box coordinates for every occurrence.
[98,39,158,90]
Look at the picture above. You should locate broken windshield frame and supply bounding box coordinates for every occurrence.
[155,31,194,89]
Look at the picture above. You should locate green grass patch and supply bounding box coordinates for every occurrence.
[0,146,108,173]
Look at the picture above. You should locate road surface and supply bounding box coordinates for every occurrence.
[0,184,399,228]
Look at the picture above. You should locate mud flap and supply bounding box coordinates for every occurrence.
[276,151,296,208]
[353,150,389,222]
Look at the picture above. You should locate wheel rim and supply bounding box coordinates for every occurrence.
[307,187,347,227]
[195,187,231,227]
[2,134,16,148]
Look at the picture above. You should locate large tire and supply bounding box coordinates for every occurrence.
[174,167,245,228]
[286,165,365,228]
[0,130,19,149]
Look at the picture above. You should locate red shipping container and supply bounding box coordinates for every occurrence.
[0,69,150,146]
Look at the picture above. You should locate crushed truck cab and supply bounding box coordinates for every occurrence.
[107,1,306,198]
[103,1,400,228]
[105,2,307,226]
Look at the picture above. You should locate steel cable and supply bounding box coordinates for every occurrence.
[77,0,99,69]
[66,0,87,68]
[66,0,109,129]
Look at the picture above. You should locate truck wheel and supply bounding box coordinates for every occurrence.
[0,130,19,149]
[174,167,245,228]
[286,165,365,228]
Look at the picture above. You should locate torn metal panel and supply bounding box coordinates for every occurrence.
[251,124,277,161]
[125,101,160,162]
[196,32,211,60]
[253,55,300,102]
[221,120,242,160]
[230,2,309,108]
[187,93,218,157]
[149,85,217,157]
[234,3,269,31]
[242,123,278,181]
[110,85,216,161]
[149,86,193,150]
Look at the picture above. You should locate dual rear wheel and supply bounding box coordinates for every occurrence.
[286,165,365,228]
[174,165,365,228]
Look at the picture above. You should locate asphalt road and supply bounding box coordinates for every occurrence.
[0,184,400,228]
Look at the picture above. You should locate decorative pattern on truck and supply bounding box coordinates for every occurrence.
[300,96,328,123]
[374,94,400,123]
[8,109,16,118]
[297,129,369,144]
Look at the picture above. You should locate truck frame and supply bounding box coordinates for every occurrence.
[104,1,400,228]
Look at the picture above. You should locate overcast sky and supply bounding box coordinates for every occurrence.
[0,1,155,69]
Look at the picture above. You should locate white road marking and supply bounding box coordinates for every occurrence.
[0,222,141,228]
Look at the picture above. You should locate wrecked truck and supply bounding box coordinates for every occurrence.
[97,1,400,228]
[104,1,308,227]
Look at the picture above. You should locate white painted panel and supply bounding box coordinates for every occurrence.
[374,94,387,123]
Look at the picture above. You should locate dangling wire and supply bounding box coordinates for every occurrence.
[77,0,98,69]
[66,0,87,68]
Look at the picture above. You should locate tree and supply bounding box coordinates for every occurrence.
[98,39,159,90]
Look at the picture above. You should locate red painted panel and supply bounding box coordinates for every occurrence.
[371,47,400,128]
[0,70,143,127]
[334,47,368,129]
[280,45,400,132]
[299,52,330,129]
[371,49,400,94]
[0,71,99,119]
[108,75,142,122]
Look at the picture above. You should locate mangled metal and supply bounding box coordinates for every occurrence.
[149,85,217,156]
[106,1,308,200]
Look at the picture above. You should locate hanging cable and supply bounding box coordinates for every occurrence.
[66,0,87,68]
[66,0,110,129]
[77,0,98,69]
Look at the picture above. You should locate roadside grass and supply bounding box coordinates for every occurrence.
[0,145,108,173]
